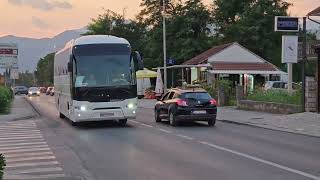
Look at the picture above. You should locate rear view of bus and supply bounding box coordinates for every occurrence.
[54,35,143,126]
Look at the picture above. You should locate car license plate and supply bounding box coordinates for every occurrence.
[100,112,114,117]
[193,110,206,114]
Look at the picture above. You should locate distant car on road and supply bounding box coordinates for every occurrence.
[155,87,217,126]
[50,87,55,96]
[46,87,53,95]
[28,87,40,96]
[13,86,28,95]
[264,81,301,91]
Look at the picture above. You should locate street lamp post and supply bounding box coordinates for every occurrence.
[162,0,167,91]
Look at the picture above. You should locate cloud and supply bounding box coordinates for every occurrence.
[8,0,72,11]
[32,17,49,29]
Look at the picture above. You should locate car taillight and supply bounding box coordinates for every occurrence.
[176,99,188,106]
[210,99,217,105]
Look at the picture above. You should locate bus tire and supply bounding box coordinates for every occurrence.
[71,121,78,126]
[118,119,127,126]
[59,112,65,119]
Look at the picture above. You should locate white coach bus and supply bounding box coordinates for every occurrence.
[54,35,143,126]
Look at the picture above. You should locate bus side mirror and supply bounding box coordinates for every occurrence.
[67,62,73,72]
[134,51,144,70]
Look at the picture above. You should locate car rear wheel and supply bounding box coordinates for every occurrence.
[155,110,161,122]
[118,119,127,127]
[169,112,177,126]
[208,118,216,127]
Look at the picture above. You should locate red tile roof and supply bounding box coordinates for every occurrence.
[308,7,320,16]
[211,62,278,71]
[182,42,234,65]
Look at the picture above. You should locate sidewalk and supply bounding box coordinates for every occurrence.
[0,96,37,122]
[138,99,320,137]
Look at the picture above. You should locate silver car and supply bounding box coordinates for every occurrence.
[28,87,40,96]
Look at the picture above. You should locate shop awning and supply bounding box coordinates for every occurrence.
[136,68,157,79]
[209,70,286,75]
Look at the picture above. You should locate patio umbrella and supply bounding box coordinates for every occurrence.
[155,68,164,95]
[136,68,157,79]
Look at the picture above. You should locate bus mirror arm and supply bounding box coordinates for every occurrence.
[134,51,144,70]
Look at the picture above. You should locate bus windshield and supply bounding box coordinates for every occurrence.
[73,44,133,88]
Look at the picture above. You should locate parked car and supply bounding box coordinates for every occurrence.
[28,87,40,96]
[50,87,55,96]
[264,81,301,91]
[46,87,53,95]
[13,86,28,95]
[155,87,217,126]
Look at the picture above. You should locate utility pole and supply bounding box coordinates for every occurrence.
[162,0,167,90]
[301,17,307,112]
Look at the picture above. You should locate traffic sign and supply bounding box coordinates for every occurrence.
[0,43,18,68]
[275,16,299,32]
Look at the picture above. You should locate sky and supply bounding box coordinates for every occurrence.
[0,0,318,38]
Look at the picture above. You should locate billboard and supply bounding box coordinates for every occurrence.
[282,35,298,64]
[0,43,18,68]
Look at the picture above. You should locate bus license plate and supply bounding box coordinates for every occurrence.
[100,112,114,117]
[193,110,206,114]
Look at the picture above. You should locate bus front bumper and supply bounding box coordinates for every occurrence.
[71,108,136,122]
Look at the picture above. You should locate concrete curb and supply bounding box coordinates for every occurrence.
[218,119,320,138]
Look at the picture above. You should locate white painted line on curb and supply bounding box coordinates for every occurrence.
[158,128,172,134]
[141,123,153,128]
[5,161,59,168]
[6,156,56,163]
[5,151,53,158]
[176,134,194,140]
[4,173,65,180]
[129,120,140,124]
[198,141,320,180]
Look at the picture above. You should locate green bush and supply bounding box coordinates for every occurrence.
[247,89,301,105]
[201,84,217,98]
[0,154,5,180]
[0,86,13,114]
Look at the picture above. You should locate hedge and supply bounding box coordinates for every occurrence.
[0,86,13,114]
[0,154,5,180]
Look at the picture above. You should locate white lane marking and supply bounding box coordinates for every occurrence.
[6,161,59,168]
[176,134,194,140]
[158,128,172,134]
[5,151,53,158]
[0,130,41,133]
[0,127,37,130]
[198,141,320,180]
[141,123,153,128]
[0,132,42,137]
[6,167,63,174]
[4,173,65,179]
[0,136,43,140]
[6,156,56,163]
[129,120,140,124]
[0,125,36,129]
[0,145,48,151]
[1,147,50,154]
[0,138,44,143]
[0,142,46,147]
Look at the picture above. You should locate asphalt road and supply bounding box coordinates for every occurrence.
[24,95,320,180]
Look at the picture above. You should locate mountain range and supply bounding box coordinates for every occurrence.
[0,28,86,72]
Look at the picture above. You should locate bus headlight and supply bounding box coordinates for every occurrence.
[127,103,135,109]
[80,106,86,111]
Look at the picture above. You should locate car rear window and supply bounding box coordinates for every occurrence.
[180,92,211,100]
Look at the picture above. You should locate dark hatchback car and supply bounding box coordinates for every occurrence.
[155,88,217,126]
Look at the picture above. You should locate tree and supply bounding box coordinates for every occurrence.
[35,53,54,86]
[213,0,291,67]
[85,9,146,51]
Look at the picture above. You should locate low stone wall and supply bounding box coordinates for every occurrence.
[238,100,302,114]
[305,76,317,112]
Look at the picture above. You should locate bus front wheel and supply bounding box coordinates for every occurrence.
[118,119,127,127]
